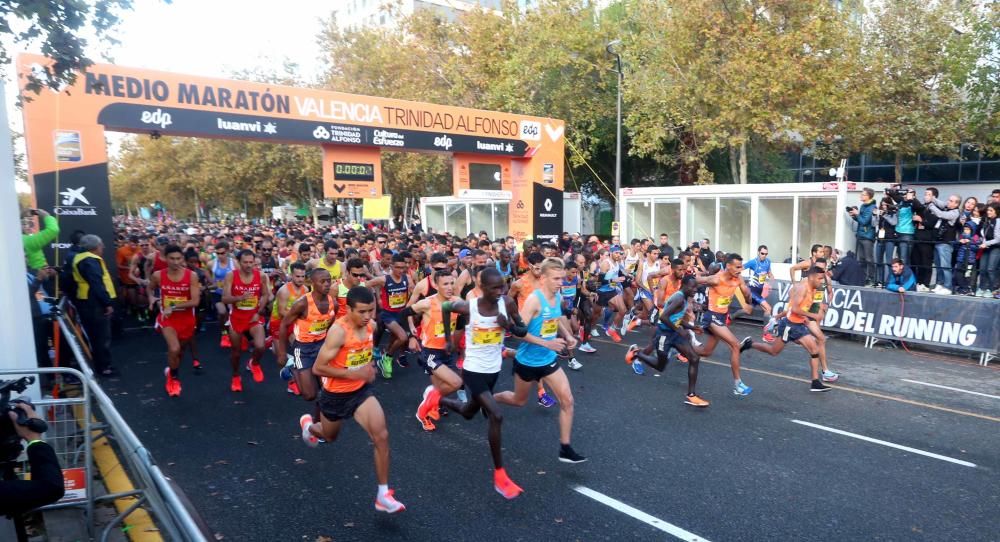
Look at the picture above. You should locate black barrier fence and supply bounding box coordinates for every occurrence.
[736,280,1000,355]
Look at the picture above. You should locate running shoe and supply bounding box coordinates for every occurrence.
[626,318,642,333]
[810,380,832,392]
[590,327,601,337]
[220,334,232,348]
[578,342,596,353]
[419,416,437,432]
[230,375,243,392]
[494,470,524,500]
[676,353,689,363]
[164,367,181,397]
[625,344,639,364]
[287,380,301,395]
[739,336,753,353]
[733,381,752,397]
[631,356,644,375]
[192,359,202,371]
[375,489,406,514]
[248,361,265,383]
[264,336,274,350]
[299,414,319,448]
[537,392,556,408]
[378,354,393,379]
[558,444,587,464]
[684,394,709,407]
[567,358,583,371]
[457,389,468,403]
[396,353,410,368]
[622,311,634,330]
[279,365,294,381]
[821,369,839,382]
[416,385,436,424]
[762,331,776,343]
[607,328,623,343]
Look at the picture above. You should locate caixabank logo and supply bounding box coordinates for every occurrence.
[55,187,98,216]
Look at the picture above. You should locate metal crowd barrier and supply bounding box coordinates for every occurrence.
[5,302,210,541]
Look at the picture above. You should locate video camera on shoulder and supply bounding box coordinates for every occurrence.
[0,377,47,463]
[884,185,915,204]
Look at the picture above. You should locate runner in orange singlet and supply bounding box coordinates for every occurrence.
[299,286,405,514]
[277,267,337,417]
[694,253,755,397]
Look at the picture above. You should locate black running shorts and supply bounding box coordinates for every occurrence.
[318,385,374,421]
[512,358,559,382]
[462,369,500,398]
[421,348,457,372]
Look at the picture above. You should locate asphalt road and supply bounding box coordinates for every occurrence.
[100,320,1000,541]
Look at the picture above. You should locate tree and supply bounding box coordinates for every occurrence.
[963,1,1000,156]
[1,0,136,94]
[624,0,859,184]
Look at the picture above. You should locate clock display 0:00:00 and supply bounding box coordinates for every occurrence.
[333,162,375,181]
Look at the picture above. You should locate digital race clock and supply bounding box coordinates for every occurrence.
[333,162,375,182]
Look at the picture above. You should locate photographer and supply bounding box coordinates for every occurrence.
[0,403,64,514]
[978,204,1000,297]
[873,197,898,287]
[922,191,962,295]
[21,208,60,272]
[847,188,877,285]
[884,186,917,270]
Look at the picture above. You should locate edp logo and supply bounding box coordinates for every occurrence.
[433,135,453,150]
[140,108,172,129]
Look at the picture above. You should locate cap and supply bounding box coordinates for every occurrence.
[459,249,472,259]
[156,235,169,245]
[610,245,623,253]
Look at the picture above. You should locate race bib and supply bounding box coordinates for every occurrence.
[472,326,502,345]
[541,318,559,339]
[649,276,660,288]
[308,319,332,334]
[388,292,407,308]
[164,295,186,308]
[757,273,768,283]
[716,296,732,308]
[345,348,372,368]
[433,320,456,337]
[236,296,258,309]
[813,291,824,303]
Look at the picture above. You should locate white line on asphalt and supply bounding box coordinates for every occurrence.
[571,485,712,541]
[790,419,977,468]
[900,379,1000,400]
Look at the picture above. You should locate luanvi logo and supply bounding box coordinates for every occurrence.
[433,135,453,150]
[140,108,173,129]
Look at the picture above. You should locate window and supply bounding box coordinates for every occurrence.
[425,205,445,233]
[470,203,492,239]
[653,200,680,248]
[758,197,794,263]
[686,198,716,246]
[797,197,837,262]
[446,204,467,236]
[493,203,509,239]
[626,200,652,240]
[719,197,751,256]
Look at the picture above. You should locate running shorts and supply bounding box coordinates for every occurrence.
[155,312,196,341]
[229,310,264,334]
[636,289,654,302]
[596,290,617,307]
[421,348,457,372]
[293,340,324,371]
[775,318,810,342]
[511,358,559,382]
[319,385,374,421]
[749,287,766,306]
[701,310,729,328]
[269,317,293,341]
[378,309,402,327]
[462,369,500,398]
[654,328,689,355]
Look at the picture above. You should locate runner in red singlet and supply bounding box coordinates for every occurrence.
[148,245,201,397]
[221,249,272,392]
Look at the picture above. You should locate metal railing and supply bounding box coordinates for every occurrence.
[4,300,211,541]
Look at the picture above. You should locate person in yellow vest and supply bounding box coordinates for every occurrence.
[72,234,118,377]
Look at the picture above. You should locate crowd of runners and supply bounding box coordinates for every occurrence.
[107,217,844,513]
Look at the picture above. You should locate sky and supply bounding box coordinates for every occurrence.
[5,0,337,190]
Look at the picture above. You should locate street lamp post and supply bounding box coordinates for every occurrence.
[607,39,623,222]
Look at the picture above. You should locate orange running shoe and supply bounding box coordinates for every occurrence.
[287,380,301,395]
[419,416,437,432]
[220,334,232,348]
[248,362,264,383]
[416,385,435,422]
[493,468,524,500]
[192,359,202,371]
[684,394,710,408]
[607,328,623,343]
[375,489,406,514]
[625,344,639,364]
[677,353,689,363]
[626,318,641,333]
[230,375,243,392]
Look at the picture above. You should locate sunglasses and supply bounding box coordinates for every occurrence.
[351,272,366,279]
[759,252,768,256]
[216,250,227,254]
[432,266,448,272]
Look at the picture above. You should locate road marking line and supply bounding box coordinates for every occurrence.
[900,379,1000,400]
[571,485,711,541]
[587,337,1000,423]
[790,419,977,468]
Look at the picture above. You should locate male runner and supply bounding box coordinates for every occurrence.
[694,254,755,397]
[744,245,776,342]
[595,247,627,342]
[209,241,236,347]
[278,268,337,421]
[375,254,412,376]
[308,240,342,281]
[300,286,405,513]
[270,262,309,394]
[404,271,465,432]
[439,268,528,499]
[149,245,201,397]
[495,257,587,464]
[629,245,663,332]
[506,251,557,406]
[220,249,272,392]
[630,275,709,407]
[779,257,839,382]
[747,267,833,392]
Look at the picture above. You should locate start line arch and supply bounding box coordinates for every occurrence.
[18,53,566,249]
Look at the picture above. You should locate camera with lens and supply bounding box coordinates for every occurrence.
[0,377,47,464]
[845,206,858,213]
